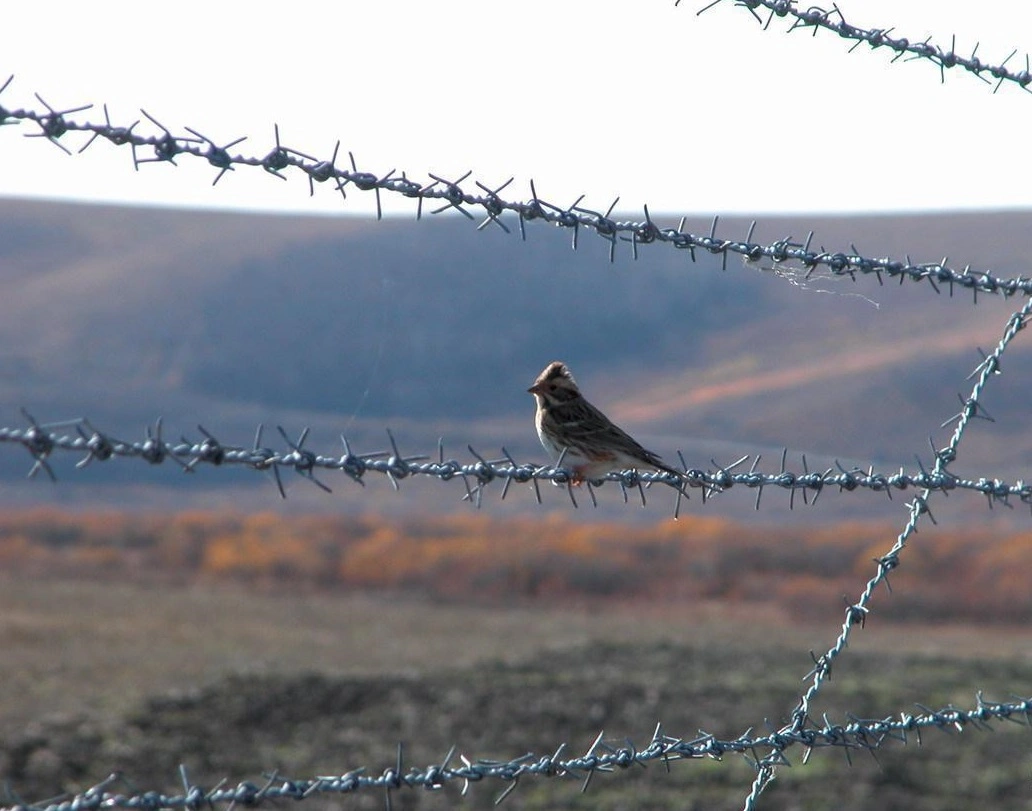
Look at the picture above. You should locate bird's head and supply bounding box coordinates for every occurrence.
[528,361,582,406]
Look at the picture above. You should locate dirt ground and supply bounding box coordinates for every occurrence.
[1,576,1030,811]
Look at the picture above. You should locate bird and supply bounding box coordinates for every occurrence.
[527,360,682,485]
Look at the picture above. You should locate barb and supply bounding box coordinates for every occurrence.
[3,695,1028,811]
[1,77,1031,299]
[4,418,1032,514]
[693,0,1032,97]
[742,295,1032,808]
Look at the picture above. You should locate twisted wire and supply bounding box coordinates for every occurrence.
[3,694,1028,811]
[4,415,1030,517]
[0,75,1030,300]
[741,295,1032,808]
[694,0,1032,96]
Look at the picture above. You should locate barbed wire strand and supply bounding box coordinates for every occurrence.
[691,0,1032,97]
[4,413,1032,518]
[1,694,1029,811]
[741,294,1032,808]
[1,77,1031,302]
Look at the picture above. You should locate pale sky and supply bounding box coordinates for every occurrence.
[2,0,1031,217]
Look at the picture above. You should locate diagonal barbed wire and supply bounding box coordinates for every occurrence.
[741,294,1032,808]
[3,409,1031,518]
[3,694,1029,811]
[1,75,1031,301]
[694,0,1032,97]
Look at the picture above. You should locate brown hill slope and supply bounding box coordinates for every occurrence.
[0,199,1028,518]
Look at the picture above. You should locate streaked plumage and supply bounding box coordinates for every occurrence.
[528,361,681,485]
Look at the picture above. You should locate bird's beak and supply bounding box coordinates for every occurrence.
[527,384,543,396]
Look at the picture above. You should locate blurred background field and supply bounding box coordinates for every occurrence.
[2,564,1031,811]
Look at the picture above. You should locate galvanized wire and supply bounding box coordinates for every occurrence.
[694,0,1032,97]
[741,294,1032,808]
[3,694,1029,811]
[3,413,1030,517]
[0,74,1030,300]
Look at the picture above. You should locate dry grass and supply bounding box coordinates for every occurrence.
[5,575,1032,810]
[2,573,1029,731]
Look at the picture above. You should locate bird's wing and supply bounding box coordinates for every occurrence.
[555,398,670,468]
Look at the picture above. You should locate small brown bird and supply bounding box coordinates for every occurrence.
[528,361,682,485]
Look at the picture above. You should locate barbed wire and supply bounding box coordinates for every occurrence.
[694,0,1032,96]
[3,693,1028,811]
[1,74,1030,301]
[739,292,1032,807]
[2,401,1029,518]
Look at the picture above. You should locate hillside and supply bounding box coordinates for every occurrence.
[0,198,1029,520]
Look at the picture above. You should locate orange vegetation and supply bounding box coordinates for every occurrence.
[0,507,1028,623]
